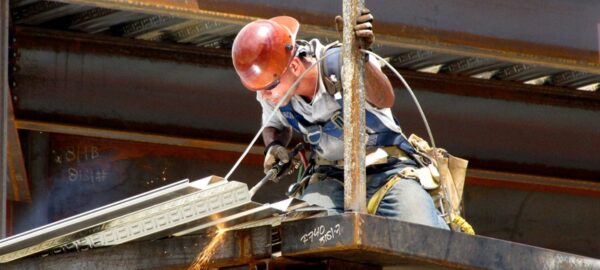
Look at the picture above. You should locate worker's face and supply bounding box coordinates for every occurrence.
[259,58,302,106]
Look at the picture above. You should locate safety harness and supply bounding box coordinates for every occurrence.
[280,42,428,218]
[279,100,417,156]
[279,42,419,158]
[280,41,474,234]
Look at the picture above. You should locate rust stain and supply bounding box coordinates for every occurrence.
[6,93,30,202]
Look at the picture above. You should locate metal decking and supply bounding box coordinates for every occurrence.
[9,0,600,92]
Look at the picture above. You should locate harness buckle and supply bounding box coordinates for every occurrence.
[331,110,344,130]
[304,125,322,145]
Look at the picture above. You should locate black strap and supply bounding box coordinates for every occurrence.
[264,140,283,155]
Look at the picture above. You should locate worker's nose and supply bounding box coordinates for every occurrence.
[259,91,277,105]
[260,90,271,98]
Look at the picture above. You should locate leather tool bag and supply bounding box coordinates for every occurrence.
[408,134,469,229]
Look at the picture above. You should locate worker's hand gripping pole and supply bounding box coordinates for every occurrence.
[249,144,304,198]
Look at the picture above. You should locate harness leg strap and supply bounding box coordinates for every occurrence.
[366,167,420,215]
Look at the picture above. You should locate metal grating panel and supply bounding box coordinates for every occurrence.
[0,176,246,263]
[67,180,250,249]
[0,175,318,263]
[12,1,93,25]
[112,15,185,38]
[550,71,600,88]
[440,57,514,76]
[69,8,147,34]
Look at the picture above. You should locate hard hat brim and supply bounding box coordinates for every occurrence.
[269,16,299,40]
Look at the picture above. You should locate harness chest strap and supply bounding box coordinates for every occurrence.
[279,100,418,156]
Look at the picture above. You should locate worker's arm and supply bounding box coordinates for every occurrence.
[262,126,292,148]
[335,8,394,108]
[364,58,394,108]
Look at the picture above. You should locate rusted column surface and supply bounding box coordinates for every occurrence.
[342,0,366,213]
[1,0,10,238]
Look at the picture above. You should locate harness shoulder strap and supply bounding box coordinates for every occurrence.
[279,103,310,132]
[320,42,342,95]
[278,95,418,156]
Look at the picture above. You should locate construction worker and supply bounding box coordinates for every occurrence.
[231,10,449,230]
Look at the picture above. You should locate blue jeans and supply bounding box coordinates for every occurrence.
[299,164,449,230]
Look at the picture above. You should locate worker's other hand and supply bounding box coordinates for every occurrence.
[264,144,290,174]
[335,8,374,49]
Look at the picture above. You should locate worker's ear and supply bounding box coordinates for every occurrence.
[289,57,303,76]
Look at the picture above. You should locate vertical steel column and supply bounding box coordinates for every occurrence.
[342,0,366,213]
[0,0,9,238]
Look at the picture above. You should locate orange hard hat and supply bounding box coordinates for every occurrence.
[232,16,300,91]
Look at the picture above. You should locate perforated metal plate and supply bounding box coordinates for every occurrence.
[0,176,253,263]
[0,175,323,263]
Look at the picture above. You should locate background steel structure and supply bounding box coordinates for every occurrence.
[1,0,600,264]
[2,214,599,269]
[8,0,600,86]
[1,0,11,238]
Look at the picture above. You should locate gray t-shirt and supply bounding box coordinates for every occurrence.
[257,39,402,161]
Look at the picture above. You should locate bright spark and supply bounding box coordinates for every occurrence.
[187,230,226,270]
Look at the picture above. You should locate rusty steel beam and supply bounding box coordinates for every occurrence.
[342,0,366,213]
[12,26,599,114]
[16,119,263,155]
[6,99,30,203]
[389,69,600,111]
[1,0,10,238]
[52,0,256,26]
[53,0,600,73]
[13,25,599,112]
[14,26,232,67]
[16,121,600,198]
[281,213,600,269]
[12,26,251,142]
[1,225,272,269]
[11,26,600,180]
[467,169,600,198]
[13,121,600,228]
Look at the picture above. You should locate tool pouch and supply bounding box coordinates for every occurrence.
[407,134,470,233]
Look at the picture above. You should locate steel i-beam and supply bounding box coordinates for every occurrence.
[281,213,600,269]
